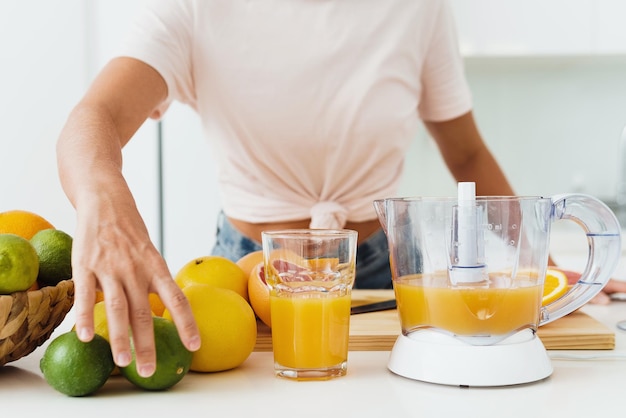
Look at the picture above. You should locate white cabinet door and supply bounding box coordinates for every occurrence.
[160,103,221,275]
[593,0,626,53]
[450,0,594,55]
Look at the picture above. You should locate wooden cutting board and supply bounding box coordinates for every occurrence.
[254,290,615,352]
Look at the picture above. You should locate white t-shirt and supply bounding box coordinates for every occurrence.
[119,0,472,228]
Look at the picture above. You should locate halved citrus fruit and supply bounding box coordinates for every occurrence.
[542,268,569,306]
[248,261,271,327]
[306,257,340,271]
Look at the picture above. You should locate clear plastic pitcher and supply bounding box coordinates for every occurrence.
[373,192,622,345]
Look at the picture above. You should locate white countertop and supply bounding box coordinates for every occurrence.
[3,227,625,416]
[2,299,626,417]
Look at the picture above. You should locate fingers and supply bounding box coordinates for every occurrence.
[100,276,159,377]
[72,271,97,342]
[590,292,611,305]
[603,278,626,294]
[153,278,201,352]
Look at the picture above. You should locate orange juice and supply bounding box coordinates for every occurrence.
[270,291,350,370]
[394,273,542,337]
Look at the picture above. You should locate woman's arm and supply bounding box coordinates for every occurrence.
[57,57,200,377]
[424,110,514,197]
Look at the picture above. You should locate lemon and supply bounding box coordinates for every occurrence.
[91,301,110,341]
[72,301,110,341]
[164,284,257,372]
[30,229,73,286]
[542,268,569,306]
[0,233,39,294]
[174,255,248,301]
[40,331,115,397]
[120,316,192,391]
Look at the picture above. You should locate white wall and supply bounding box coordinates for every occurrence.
[0,0,158,238]
[0,0,86,233]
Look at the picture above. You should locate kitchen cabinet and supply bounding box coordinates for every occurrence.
[450,0,626,56]
[160,103,221,274]
[450,0,592,56]
[594,0,626,54]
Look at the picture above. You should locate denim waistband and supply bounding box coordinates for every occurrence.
[211,211,392,289]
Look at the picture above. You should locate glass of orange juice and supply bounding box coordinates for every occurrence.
[261,229,358,380]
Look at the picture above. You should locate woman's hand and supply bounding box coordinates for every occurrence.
[558,268,626,305]
[71,196,201,377]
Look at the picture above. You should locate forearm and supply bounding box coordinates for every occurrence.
[58,57,167,213]
[58,103,128,204]
[448,146,515,197]
[425,111,515,196]
[56,102,146,240]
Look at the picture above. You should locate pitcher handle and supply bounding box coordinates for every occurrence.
[540,194,622,325]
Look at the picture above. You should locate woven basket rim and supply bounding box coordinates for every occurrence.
[0,279,74,366]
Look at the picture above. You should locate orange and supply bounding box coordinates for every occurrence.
[95,290,105,303]
[164,284,256,372]
[174,255,248,301]
[542,268,569,306]
[149,293,166,317]
[94,291,165,317]
[248,261,271,327]
[0,209,55,240]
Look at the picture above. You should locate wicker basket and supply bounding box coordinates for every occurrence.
[0,279,74,366]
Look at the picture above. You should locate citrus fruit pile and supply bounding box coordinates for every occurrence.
[43,254,263,397]
[0,209,73,294]
[170,255,258,372]
[42,316,192,396]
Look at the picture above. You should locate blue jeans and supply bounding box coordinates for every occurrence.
[211,212,393,289]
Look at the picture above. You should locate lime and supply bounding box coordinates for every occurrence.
[0,233,39,294]
[40,331,115,397]
[120,316,192,391]
[30,229,73,286]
